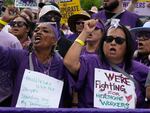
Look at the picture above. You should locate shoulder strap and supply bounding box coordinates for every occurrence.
[104,10,125,26]
[145,70,150,87]
[29,52,34,71]
[110,63,138,86]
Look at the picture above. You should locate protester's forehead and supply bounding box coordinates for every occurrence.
[108,27,121,32]
[107,27,125,36]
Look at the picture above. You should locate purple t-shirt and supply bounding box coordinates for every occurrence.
[76,54,149,108]
[81,46,97,55]
[67,33,79,42]
[0,46,73,107]
[92,10,141,29]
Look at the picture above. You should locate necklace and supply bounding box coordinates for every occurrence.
[35,56,52,75]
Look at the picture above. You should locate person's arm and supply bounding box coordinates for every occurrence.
[0,5,19,30]
[126,0,138,12]
[64,19,97,75]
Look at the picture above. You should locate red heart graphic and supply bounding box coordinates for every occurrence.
[125,95,132,102]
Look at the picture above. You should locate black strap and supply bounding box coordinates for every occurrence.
[110,63,138,86]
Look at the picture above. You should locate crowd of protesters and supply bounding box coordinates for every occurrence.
[0,0,150,109]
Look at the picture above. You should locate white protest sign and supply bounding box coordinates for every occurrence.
[94,68,136,109]
[16,69,64,108]
[123,0,150,16]
[15,0,38,8]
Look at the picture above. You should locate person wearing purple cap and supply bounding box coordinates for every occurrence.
[0,22,73,107]
[64,19,149,108]
[70,19,105,107]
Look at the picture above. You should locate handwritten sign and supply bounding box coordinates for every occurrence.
[94,68,136,109]
[16,69,64,108]
[15,0,38,8]
[58,0,81,24]
[123,0,150,16]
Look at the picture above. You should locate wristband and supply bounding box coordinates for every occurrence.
[75,39,85,46]
[0,19,8,26]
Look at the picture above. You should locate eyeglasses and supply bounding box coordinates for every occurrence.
[76,21,84,25]
[10,21,28,28]
[136,32,150,38]
[105,36,126,45]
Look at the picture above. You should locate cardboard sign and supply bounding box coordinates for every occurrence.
[16,69,64,108]
[123,0,150,16]
[15,0,38,8]
[94,68,136,109]
[58,0,82,24]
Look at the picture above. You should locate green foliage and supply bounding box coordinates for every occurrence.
[80,0,102,10]
[4,0,14,6]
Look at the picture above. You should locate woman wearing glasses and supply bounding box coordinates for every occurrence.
[9,15,32,49]
[0,22,72,107]
[64,19,149,108]
[130,21,150,107]
[130,21,150,67]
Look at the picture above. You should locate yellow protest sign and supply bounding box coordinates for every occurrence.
[58,0,82,24]
[137,0,150,2]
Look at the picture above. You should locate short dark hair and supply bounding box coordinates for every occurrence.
[98,24,134,72]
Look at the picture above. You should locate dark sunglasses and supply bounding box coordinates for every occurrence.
[40,14,61,22]
[105,36,126,45]
[10,21,28,28]
[136,32,150,38]
[76,21,84,25]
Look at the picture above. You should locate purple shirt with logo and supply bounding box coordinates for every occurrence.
[75,54,148,108]
[92,10,141,28]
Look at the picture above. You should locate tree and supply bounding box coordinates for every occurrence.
[4,0,14,6]
[80,0,103,10]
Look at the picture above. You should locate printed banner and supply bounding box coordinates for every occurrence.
[16,69,64,108]
[94,68,136,109]
[58,0,81,24]
[123,0,150,16]
[15,0,38,8]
